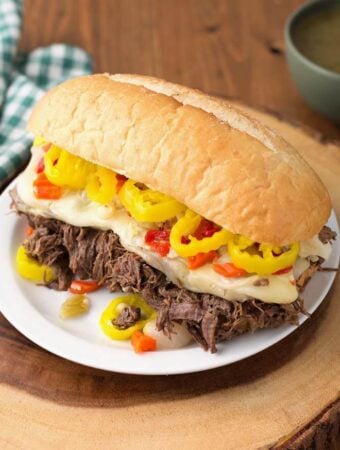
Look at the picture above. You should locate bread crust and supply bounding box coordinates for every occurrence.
[28,74,331,245]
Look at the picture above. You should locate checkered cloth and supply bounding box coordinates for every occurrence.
[0,0,92,188]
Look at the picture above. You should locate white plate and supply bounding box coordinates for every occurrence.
[0,181,339,375]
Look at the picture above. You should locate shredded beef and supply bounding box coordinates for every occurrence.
[22,213,310,352]
[113,306,141,329]
[23,216,73,290]
[296,259,324,291]
[319,225,337,244]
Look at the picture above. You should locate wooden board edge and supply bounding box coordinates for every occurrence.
[270,394,340,450]
[214,93,340,148]
[271,396,340,450]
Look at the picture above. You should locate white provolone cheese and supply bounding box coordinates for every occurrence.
[299,236,331,260]
[16,147,330,305]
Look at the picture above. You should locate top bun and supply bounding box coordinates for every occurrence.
[28,74,331,245]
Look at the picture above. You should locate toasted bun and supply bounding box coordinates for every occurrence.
[28,74,331,245]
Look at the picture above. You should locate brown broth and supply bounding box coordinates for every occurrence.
[292,4,340,73]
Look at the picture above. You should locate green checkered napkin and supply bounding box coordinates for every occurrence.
[0,0,92,188]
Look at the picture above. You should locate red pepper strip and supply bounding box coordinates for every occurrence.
[273,266,293,275]
[131,331,157,353]
[33,173,62,200]
[36,157,45,173]
[26,226,33,237]
[187,250,218,270]
[68,280,101,294]
[116,174,128,192]
[180,218,221,245]
[181,236,190,244]
[213,262,247,278]
[150,241,170,257]
[194,218,222,239]
[33,173,47,186]
[145,229,170,257]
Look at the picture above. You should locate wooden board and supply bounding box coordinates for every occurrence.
[0,104,339,449]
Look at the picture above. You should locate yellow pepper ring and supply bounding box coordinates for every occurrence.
[169,209,233,257]
[33,136,46,147]
[16,245,55,283]
[99,294,156,340]
[86,166,118,205]
[44,146,94,190]
[228,236,299,275]
[119,179,186,222]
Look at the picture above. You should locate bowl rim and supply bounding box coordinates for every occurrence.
[284,0,340,80]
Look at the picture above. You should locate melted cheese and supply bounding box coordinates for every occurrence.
[16,147,329,305]
[299,236,331,260]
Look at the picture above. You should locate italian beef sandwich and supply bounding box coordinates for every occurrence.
[12,74,336,353]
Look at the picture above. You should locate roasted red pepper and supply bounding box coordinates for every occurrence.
[131,330,157,353]
[181,236,190,244]
[145,229,170,257]
[68,280,101,294]
[116,174,128,192]
[187,250,218,270]
[194,219,221,239]
[185,219,222,268]
[25,226,33,237]
[181,221,219,245]
[213,262,247,278]
[36,157,45,174]
[33,173,62,200]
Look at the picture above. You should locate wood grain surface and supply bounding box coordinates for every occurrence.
[1,1,340,448]
[1,102,340,450]
[19,0,340,140]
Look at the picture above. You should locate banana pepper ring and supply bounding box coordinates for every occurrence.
[33,136,46,147]
[228,235,299,275]
[170,209,233,257]
[86,166,118,204]
[16,245,55,283]
[99,294,156,340]
[44,146,94,190]
[119,179,186,222]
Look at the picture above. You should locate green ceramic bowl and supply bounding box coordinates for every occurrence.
[285,0,340,123]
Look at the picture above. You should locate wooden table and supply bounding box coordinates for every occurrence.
[19,0,340,140]
[1,1,339,448]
